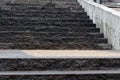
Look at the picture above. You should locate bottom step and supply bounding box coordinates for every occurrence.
[0,43,112,50]
[0,73,120,80]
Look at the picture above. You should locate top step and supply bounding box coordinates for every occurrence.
[6,0,78,4]
[5,0,80,9]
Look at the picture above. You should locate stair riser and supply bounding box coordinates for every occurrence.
[7,3,79,6]
[1,15,88,19]
[0,37,107,44]
[0,43,111,50]
[0,22,93,25]
[6,8,84,12]
[11,8,83,11]
[10,5,82,9]
[9,3,80,5]
[0,22,93,26]
[0,13,87,17]
[0,27,98,32]
[0,25,95,29]
[0,32,103,38]
[6,0,78,4]
[0,59,119,71]
[0,23,96,27]
[9,5,81,9]
[0,10,85,14]
[0,74,120,80]
[0,30,99,33]
[1,14,89,18]
[0,18,92,22]
[1,14,86,18]
[7,0,78,2]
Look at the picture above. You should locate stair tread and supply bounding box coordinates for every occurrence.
[0,43,111,50]
[0,27,98,31]
[0,74,119,79]
[0,50,118,58]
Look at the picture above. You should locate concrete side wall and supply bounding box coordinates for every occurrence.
[78,0,120,50]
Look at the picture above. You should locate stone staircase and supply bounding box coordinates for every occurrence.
[0,0,112,50]
[0,0,119,79]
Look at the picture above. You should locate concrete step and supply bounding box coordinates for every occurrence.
[0,9,84,12]
[0,17,92,21]
[0,58,119,71]
[0,32,103,38]
[0,10,86,16]
[8,2,80,6]
[7,3,80,6]
[6,0,78,4]
[0,22,96,27]
[4,0,81,12]
[8,7,84,12]
[0,25,96,29]
[10,4,82,9]
[10,5,83,10]
[6,1,79,6]
[1,14,87,18]
[8,0,78,2]
[0,13,89,19]
[0,27,100,33]
[0,37,107,44]
[0,73,120,79]
[0,43,112,50]
[1,8,84,12]
[0,27,99,32]
[0,21,93,26]
[1,15,89,19]
[0,18,92,23]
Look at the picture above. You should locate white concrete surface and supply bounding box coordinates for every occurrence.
[0,70,120,75]
[78,0,120,50]
[0,50,120,58]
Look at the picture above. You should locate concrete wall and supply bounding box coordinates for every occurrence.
[77,0,120,50]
